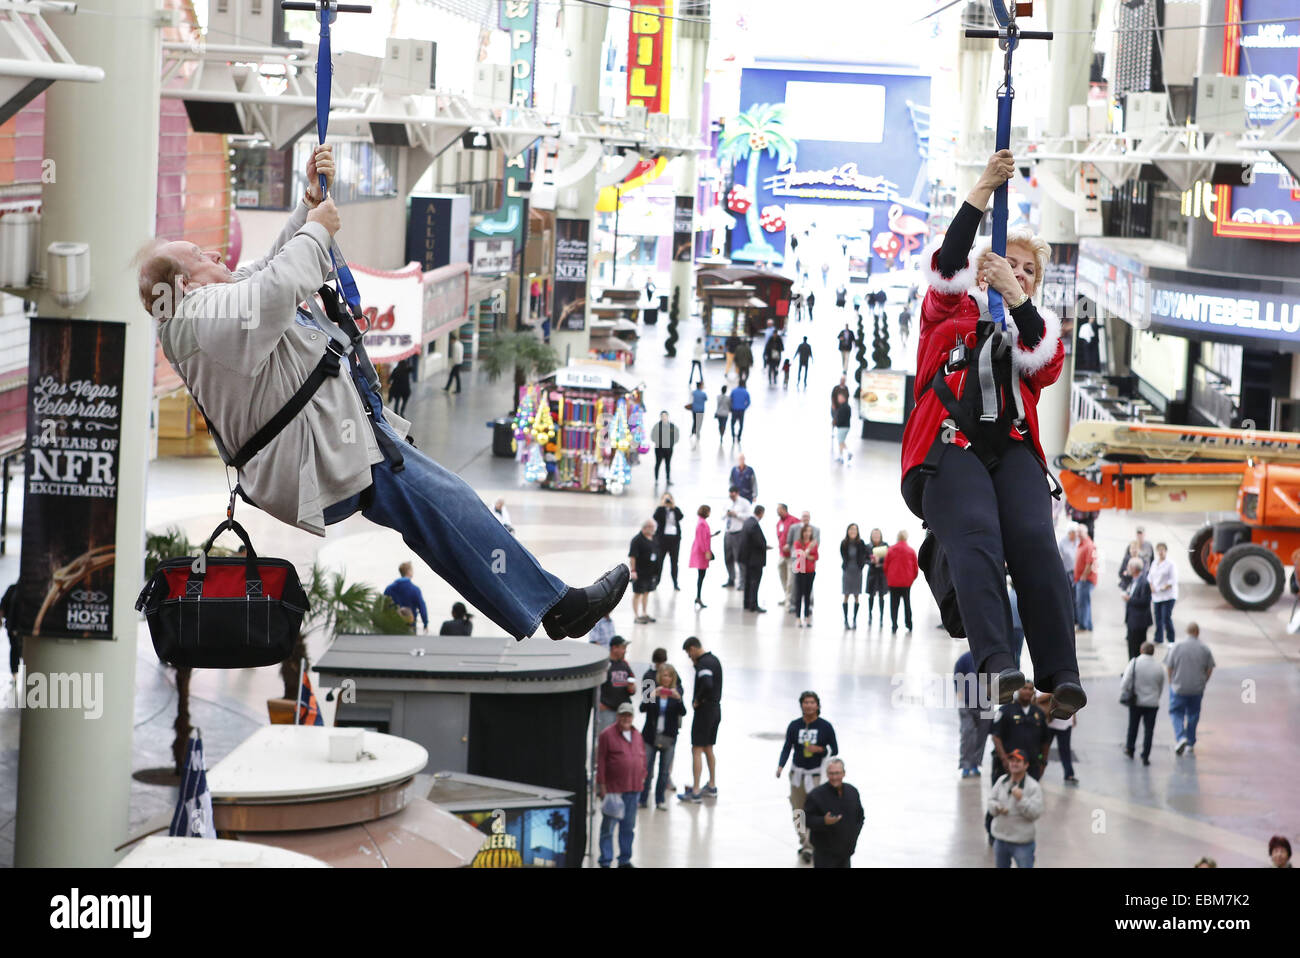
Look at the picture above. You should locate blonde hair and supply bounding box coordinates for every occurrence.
[657,663,678,687]
[1004,226,1051,297]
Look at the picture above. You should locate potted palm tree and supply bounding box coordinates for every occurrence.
[476,330,560,415]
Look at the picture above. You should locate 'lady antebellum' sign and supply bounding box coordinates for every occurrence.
[16,319,124,640]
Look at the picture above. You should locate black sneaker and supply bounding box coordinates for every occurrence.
[990,668,1025,706]
[542,565,630,640]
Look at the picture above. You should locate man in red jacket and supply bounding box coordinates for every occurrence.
[883,530,919,633]
[597,702,647,867]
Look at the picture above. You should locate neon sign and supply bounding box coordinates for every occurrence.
[627,2,673,114]
[763,163,900,202]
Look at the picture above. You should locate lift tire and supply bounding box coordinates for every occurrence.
[1216,544,1284,612]
[1188,523,1217,586]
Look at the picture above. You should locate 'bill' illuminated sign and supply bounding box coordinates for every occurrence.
[627,1,672,114]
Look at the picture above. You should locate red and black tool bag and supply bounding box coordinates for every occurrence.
[135,519,309,669]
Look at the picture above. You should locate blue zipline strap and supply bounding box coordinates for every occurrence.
[988,88,1014,330]
[313,4,364,317]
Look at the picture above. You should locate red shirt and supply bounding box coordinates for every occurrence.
[883,540,919,588]
[899,241,1065,483]
[776,514,799,558]
[1074,536,1099,585]
[597,722,646,794]
[792,540,819,574]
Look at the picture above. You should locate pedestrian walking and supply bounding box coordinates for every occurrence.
[3,581,23,691]
[438,601,473,636]
[864,528,887,626]
[679,637,722,803]
[724,334,739,378]
[765,331,784,385]
[740,505,770,612]
[898,304,911,346]
[628,520,660,624]
[652,493,684,592]
[806,289,816,321]
[442,335,464,394]
[597,637,638,736]
[714,384,731,442]
[1121,557,1153,660]
[734,338,754,384]
[1074,528,1099,631]
[782,358,792,388]
[840,524,868,629]
[729,454,757,502]
[883,530,918,633]
[689,336,705,386]
[388,356,413,414]
[955,650,993,778]
[792,288,804,323]
[596,702,647,867]
[776,691,839,864]
[383,562,429,633]
[1166,622,1215,755]
[1148,541,1178,644]
[640,663,686,810]
[1006,576,1025,666]
[729,379,751,443]
[836,323,855,373]
[987,749,1043,868]
[801,757,864,868]
[791,524,819,628]
[832,393,853,464]
[689,505,718,609]
[1041,703,1078,785]
[650,410,680,485]
[1121,641,1164,765]
[688,381,707,447]
[795,337,812,388]
[721,487,752,592]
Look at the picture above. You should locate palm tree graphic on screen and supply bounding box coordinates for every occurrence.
[720,102,797,265]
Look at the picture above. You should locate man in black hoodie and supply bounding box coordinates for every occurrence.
[801,757,863,868]
[777,691,839,863]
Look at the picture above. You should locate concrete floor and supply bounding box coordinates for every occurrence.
[1,274,1298,868]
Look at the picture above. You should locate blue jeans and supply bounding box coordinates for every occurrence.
[1074,580,1093,630]
[994,838,1035,868]
[598,792,639,866]
[1168,691,1203,746]
[1153,600,1175,643]
[324,365,567,638]
[640,740,676,806]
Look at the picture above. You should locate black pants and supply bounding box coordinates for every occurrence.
[767,360,779,384]
[8,631,20,674]
[657,534,681,588]
[689,359,703,385]
[731,410,746,440]
[797,361,809,387]
[443,363,462,392]
[1126,625,1148,662]
[1048,726,1074,778]
[390,391,410,416]
[654,448,673,482]
[889,586,912,630]
[716,415,728,439]
[744,564,763,609]
[696,568,707,602]
[904,442,1078,691]
[812,848,850,868]
[793,571,815,617]
[1126,705,1158,759]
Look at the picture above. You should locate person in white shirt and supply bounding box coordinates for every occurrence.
[1058,525,1078,575]
[1148,542,1178,644]
[722,488,753,591]
[689,337,706,387]
[443,334,465,393]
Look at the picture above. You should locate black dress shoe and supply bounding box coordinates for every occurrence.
[542,565,630,639]
[991,668,1025,706]
[754,607,767,613]
[1048,681,1087,720]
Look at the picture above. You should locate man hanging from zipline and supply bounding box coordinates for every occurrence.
[136,143,627,641]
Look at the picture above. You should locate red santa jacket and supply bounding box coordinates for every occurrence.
[883,540,919,588]
[899,238,1064,483]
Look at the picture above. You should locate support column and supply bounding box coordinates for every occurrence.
[1036,0,1098,459]
[668,11,709,361]
[551,0,608,365]
[14,0,159,866]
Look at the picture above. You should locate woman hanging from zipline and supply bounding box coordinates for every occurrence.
[900,149,1086,717]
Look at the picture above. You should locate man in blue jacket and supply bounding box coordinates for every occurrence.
[776,690,838,863]
[383,562,428,632]
[729,380,751,442]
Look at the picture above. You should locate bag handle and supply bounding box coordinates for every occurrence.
[188,519,264,597]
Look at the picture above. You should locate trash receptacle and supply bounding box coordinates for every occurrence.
[490,418,516,458]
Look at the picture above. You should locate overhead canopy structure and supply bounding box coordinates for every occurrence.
[0,1,104,125]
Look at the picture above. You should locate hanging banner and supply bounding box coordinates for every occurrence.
[16,319,124,640]
[673,195,694,262]
[553,217,590,331]
[472,0,537,243]
[627,1,673,114]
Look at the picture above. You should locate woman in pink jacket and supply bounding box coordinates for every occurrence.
[689,505,717,610]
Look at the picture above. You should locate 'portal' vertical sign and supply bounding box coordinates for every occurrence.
[16,319,124,640]
[628,2,673,114]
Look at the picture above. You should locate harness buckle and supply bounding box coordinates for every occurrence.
[945,343,969,375]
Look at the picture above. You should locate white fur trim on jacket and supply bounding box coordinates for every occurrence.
[967,287,1062,379]
[921,235,977,295]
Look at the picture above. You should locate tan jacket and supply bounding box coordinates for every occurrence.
[159,202,406,535]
